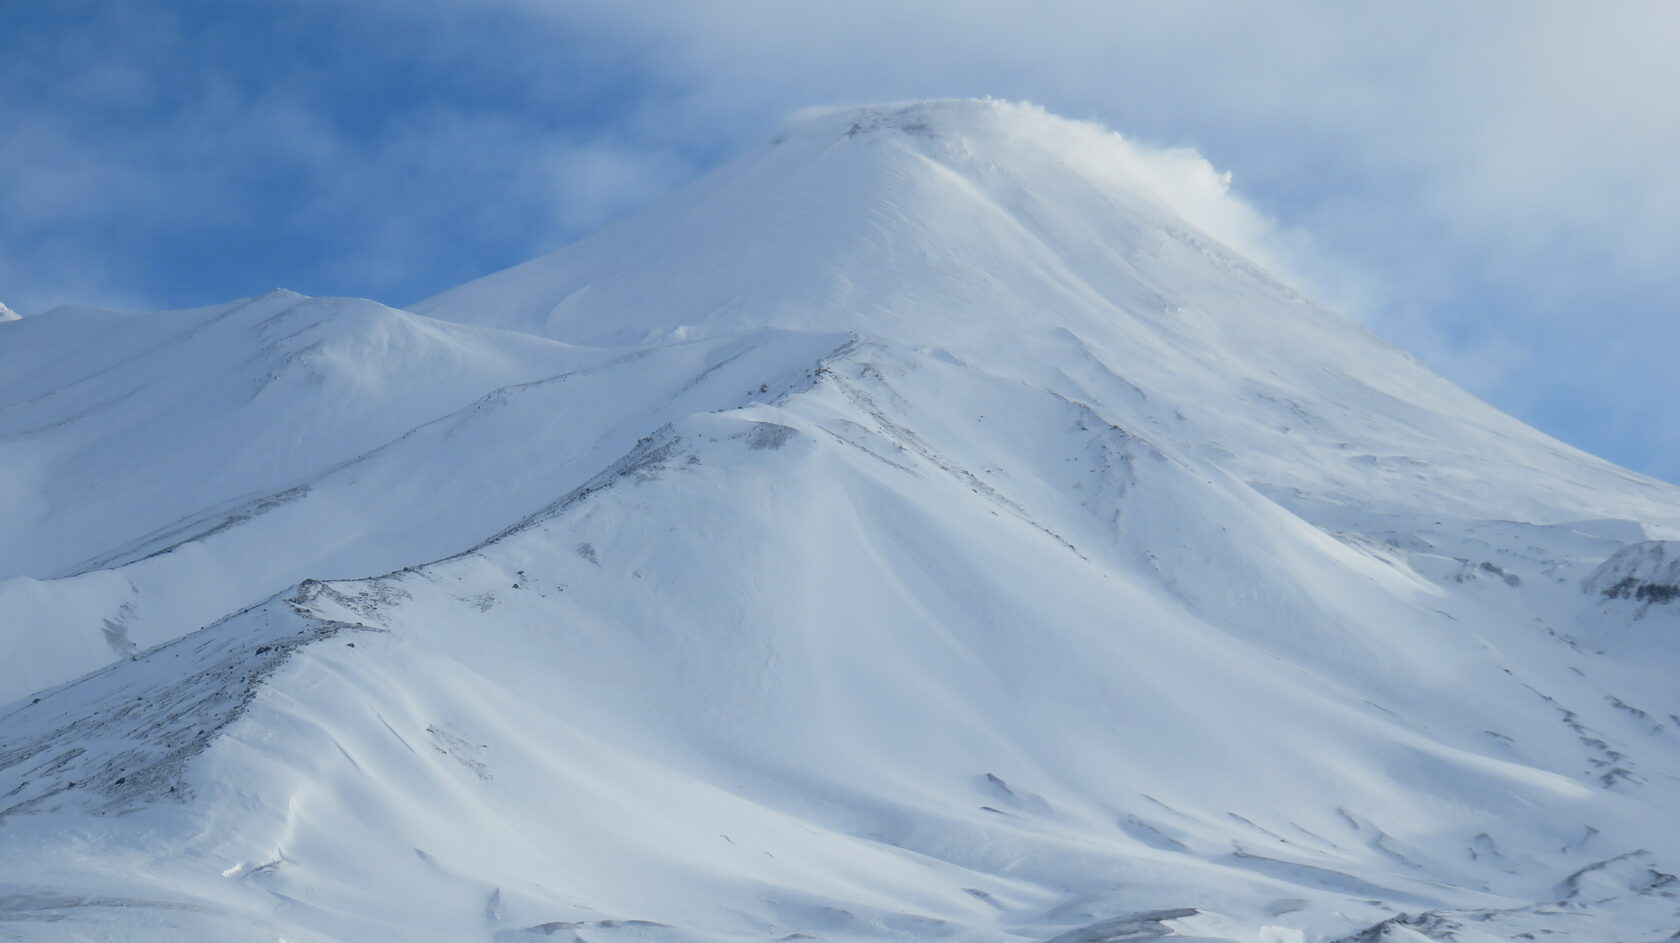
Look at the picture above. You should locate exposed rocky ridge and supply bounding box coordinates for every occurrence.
[1585,540,1680,604]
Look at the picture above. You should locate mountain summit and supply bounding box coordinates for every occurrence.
[416,99,1290,346]
[1,100,1677,943]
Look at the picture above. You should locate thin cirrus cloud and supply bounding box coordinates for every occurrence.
[2,0,1677,482]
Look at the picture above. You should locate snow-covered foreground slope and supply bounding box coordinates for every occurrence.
[2,100,1678,942]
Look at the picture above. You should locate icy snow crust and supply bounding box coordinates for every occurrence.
[1,100,1677,942]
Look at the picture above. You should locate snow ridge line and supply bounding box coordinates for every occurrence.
[0,582,380,818]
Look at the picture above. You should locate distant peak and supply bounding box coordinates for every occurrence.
[0,301,19,322]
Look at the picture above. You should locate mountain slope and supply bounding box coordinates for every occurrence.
[1,100,1677,943]
[0,293,842,704]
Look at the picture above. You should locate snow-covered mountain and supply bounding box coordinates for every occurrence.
[1,100,1676,943]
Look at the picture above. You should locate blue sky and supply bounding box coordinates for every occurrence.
[4,1,1678,483]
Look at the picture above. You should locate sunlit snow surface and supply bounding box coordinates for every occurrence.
[1,100,1677,942]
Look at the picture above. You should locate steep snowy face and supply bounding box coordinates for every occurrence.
[415,99,1288,348]
[417,100,1677,530]
[2,100,1679,943]
[416,100,1335,361]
